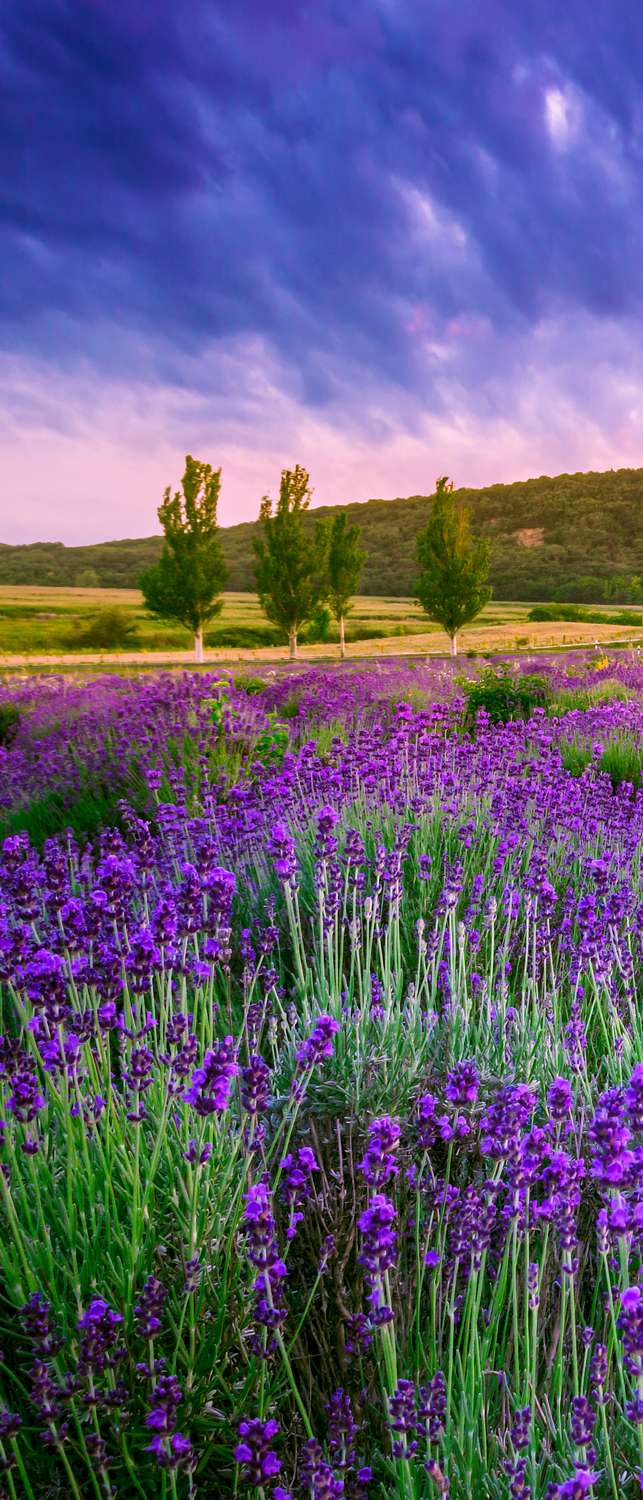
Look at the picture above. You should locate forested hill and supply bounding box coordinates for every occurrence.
[2,466,642,600]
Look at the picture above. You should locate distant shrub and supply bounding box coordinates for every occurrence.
[251,712,290,770]
[70,608,140,650]
[204,624,281,648]
[279,692,302,720]
[461,666,551,727]
[347,623,404,642]
[233,674,267,695]
[144,626,190,648]
[0,702,20,746]
[529,603,638,626]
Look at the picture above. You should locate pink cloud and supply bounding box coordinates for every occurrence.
[1,313,642,545]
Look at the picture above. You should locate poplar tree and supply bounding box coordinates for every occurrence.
[415,476,491,656]
[140,456,227,663]
[326,512,366,658]
[253,465,327,660]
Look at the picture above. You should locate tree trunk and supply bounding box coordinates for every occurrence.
[339,615,346,659]
[194,627,204,664]
[450,632,458,657]
[289,627,298,661]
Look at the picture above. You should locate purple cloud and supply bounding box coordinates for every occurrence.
[1,0,643,538]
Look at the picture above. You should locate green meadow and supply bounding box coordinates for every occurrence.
[1,586,642,663]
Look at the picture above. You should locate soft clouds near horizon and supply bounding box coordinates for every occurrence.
[1,0,643,542]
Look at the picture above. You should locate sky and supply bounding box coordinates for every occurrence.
[2,0,643,543]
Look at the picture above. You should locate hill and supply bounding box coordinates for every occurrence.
[1,466,642,600]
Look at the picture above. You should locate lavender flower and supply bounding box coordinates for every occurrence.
[388,1378,418,1459]
[145,1374,194,1472]
[242,1054,271,1115]
[300,1437,344,1498]
[419,1371,447,1441]
[279,1145,319,1238]
[234,1417,282,1486]
[357,1194,397,1323]
[77,1299,125,1376]
[618,1285,643,1376]
[134,1277,166,1339]
[242,1179,288,1348]
[184,1036,238,1115]
[326,1388,357,1473]
[445,1060,479,1109]
[547,1076,573,1123]
[296,1015,340,1071]
[358,1116,401,1188]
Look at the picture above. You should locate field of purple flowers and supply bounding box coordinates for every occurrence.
[0,654,642,1498]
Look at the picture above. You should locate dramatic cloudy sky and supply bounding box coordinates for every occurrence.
[2,0,643,542]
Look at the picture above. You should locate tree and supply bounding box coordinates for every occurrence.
[140,456,227,662]
[74,567,100,588]
[415,476,491,656]
[326,511,366,658]
[253,465,328,660]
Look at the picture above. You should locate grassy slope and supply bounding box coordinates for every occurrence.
[1,465,642,598]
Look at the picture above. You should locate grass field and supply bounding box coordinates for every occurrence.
[0,586,642,665]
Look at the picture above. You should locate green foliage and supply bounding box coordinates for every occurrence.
[461,666,551,727]
[253,465,328,655]
[389,684,431,713]
[279,691,302,719]
[302,602,332,644]
[555,571,643,604]
[206,686,234,735]
[204,623,281,648]
[347,621,405,641]
[4,465,643,601]
[0,702,20,746]
[326,511,366,652]
[252,710,289,768]
[74,566,100,587]
[0,782,145,845]
[559,729,643,790]
[232,673,267,694]
[598,735,643,790]
[559,737,593,777]
[415,477,492,650]
[70,606,140,650]
[529,603,638,625]
[550,679,630,714]
[140,455,227,653]
[311,718,349,759]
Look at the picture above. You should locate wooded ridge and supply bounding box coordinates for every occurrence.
[2,466,642,600]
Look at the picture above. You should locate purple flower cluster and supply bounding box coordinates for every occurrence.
[184,1036,238,1115]
[243,1179,288,1350]
[145,1374,194,1472]
[0,659,642,1494]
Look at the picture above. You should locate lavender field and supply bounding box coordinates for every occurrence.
[0,654,642,1499]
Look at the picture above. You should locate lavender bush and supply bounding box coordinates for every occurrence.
[0,654,641,1496]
